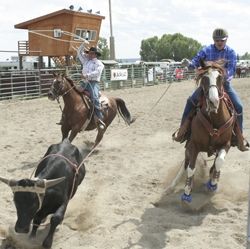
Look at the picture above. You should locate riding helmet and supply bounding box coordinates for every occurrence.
[212,28,228,40]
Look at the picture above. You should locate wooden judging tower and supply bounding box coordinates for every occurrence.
[15,8,105,69]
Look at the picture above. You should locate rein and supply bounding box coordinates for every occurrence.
[50,79,75,98]
[197,64,235,138]
[50,74,174,169]
[197,66,235,138]
[53,77,88,117]
[61,84,75,97]
[52,79,75,113]
[197,110,235,137]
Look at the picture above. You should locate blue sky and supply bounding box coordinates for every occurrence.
[0,0,250,60]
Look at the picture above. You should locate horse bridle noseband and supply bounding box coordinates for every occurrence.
[51,78,74,99]
[199,69,225,100]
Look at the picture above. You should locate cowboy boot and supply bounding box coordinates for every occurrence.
[172,118,191,143]
[94,111,106,130]
[56,115,63,125]
[237,136,249,152]
[234,125,249,151]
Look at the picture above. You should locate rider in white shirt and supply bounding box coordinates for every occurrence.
[77,43,105,129]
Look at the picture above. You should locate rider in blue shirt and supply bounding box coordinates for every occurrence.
[173,28,249,151]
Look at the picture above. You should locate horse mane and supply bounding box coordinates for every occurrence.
[64,75,86,96]
[64,76,76,87]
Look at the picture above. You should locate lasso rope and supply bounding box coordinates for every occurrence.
[29,30,80,44]
[12,28,175,168]
[78,81,174,166]
[28,29,99,50]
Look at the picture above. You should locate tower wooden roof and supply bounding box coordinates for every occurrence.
[15,9,105,29]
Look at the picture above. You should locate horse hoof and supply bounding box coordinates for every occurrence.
[206,180,217,192]
[181,193,192,202]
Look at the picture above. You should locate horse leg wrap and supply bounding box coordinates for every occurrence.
[211,149,225,185]
[211,170,220,186]
[184,167,195,195]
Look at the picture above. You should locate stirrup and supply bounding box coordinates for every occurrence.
[98,119,106,130]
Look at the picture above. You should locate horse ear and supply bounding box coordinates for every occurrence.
[53,72,58,77]
[200,58,206,68]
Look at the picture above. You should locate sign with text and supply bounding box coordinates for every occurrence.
[111,69,128,81]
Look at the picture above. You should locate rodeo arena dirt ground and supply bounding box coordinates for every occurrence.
[0,77,249,249]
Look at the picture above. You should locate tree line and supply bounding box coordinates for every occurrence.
[98,34,250,61]
[140,33,202,61]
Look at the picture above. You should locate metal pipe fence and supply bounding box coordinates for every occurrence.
[0,65,195,101]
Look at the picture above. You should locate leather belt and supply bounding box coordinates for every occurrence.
[89,80,100,83]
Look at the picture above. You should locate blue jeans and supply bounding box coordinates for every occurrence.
[80,81,103,120]
[181,81,243,132]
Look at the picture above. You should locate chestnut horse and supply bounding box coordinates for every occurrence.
[181,61,236,203]
[48,73,134,147]
[235,67,242,78]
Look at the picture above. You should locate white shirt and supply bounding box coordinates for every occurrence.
[77,43,104,82]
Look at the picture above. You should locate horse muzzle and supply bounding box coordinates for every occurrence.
[48,91,56,101]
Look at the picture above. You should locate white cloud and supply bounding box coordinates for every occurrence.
[0,0,250,60]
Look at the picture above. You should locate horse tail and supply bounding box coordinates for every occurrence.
[115,98,135,125]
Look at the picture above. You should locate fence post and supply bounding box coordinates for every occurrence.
[102,67,107,91]
[24,72,27,96]
[11,72,13,99]
[143,64,147,86]
[153,67,156,85]
[38,70,42,96]
[131,64,134,88]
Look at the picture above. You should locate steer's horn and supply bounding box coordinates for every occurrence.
[38,177,66,189]
[0,176,10,185]
[0,177,18,187]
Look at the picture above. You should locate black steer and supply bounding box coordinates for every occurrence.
[0,138,86,248]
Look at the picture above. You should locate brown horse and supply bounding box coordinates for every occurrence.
[181,60,236,203]
[235,67,242,78]
[48,73,134,147]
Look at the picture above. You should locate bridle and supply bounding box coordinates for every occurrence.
[50,77,75,100]
[49,77,75,114]
[197,67,225,114]
[195,65,235,138]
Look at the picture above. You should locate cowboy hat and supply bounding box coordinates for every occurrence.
[85,47,101,56]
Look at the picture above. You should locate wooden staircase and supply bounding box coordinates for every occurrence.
[52,56,78,67]
[18,41,30,55]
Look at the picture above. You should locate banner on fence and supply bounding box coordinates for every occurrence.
[111,69,128,81]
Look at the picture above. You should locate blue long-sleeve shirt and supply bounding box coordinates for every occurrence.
[189,44,237,82]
